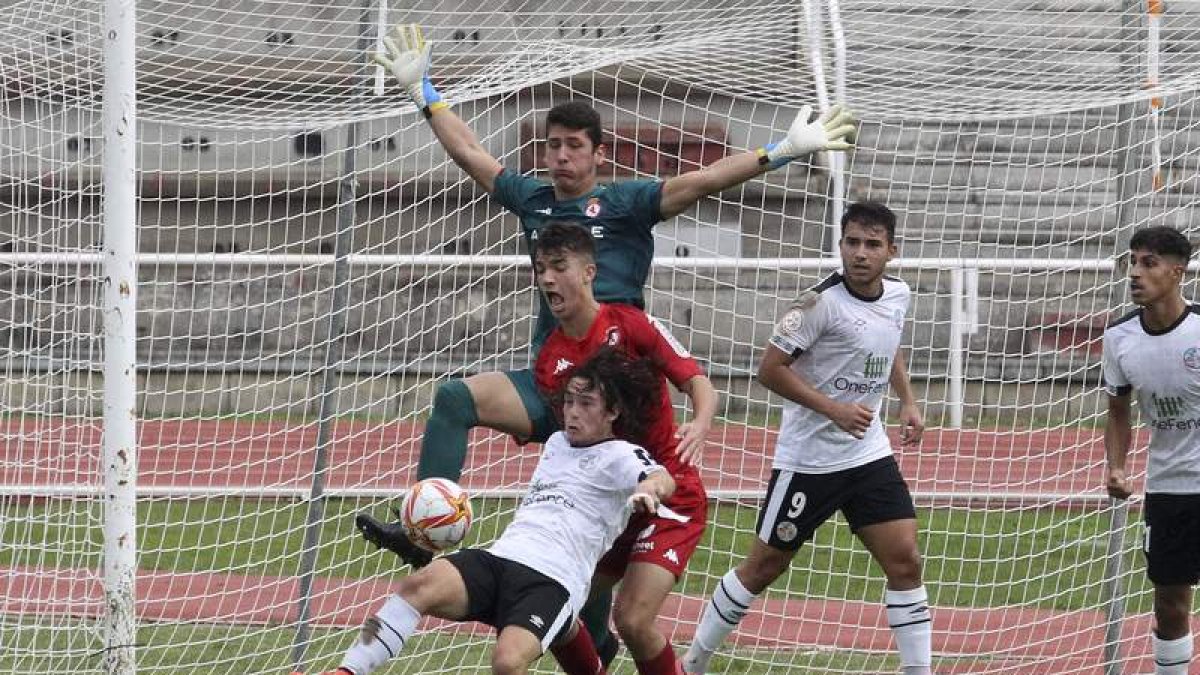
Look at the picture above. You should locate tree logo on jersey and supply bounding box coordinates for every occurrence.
[1184,347,1200,371]
[554,357,574,374]
[585,197,602,217]
[605,326,621,346]
[863,352,888,379]
[1151,392,1185,418]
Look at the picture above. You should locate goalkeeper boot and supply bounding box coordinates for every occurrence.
[355,511,433,568]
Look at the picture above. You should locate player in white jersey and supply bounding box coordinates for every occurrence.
[683,202,932,675]
[320,349,675,675]
[1103,226,1200,675]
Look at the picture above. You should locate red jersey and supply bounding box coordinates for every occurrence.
[535,304,704,481]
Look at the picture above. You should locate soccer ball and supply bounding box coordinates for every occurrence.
[400,478,473,552]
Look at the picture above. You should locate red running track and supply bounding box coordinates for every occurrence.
[0,565,1154,674]
[0,419,1147,497]
[0,420,1155,673]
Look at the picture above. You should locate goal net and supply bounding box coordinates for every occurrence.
[2,0,1200,673]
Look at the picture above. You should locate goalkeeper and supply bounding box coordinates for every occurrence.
[364,22,856,665]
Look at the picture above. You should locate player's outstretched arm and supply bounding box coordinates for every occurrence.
[888,350,924,446]
[628,467,676,515]
[658,104,856,219]
[372,23,503,192]
[675,374,718,466]
[1104,393,1134,500]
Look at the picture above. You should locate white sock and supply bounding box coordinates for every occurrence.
[886,586,932,675]
[1154,633,1192,674]
[682,569,759,674]
[341,594,421,675]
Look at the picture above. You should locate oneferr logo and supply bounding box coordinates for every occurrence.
[1148,391,1200,431]
[863,352,888,379]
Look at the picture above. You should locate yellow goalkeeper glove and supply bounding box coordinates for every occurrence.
[372,23,448,118]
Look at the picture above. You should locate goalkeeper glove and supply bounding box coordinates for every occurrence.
[372,23,447,118]
[757,104,856,170]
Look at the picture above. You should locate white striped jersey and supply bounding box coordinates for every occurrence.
[488,431,662,613]
[1103,305,1200,494]
[767,272,911,473]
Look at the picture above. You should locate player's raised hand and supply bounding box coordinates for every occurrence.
[372,23,444,111]
[674,420,710,466]
[763,104,856,169]
[1106,467,1132,500]
[827,401,874,439]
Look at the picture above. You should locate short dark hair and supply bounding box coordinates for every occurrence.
[545,101,604,148]
[841,201,897,243]
[557,347,663,445]
[1130,226,1193,262]
[533,222,595,261]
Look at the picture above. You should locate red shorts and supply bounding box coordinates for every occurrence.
[596,477,707,580]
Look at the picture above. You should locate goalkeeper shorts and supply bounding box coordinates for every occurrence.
[504,368,558,444]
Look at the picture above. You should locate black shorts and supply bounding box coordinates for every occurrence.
[1143,493,1200,586]
[444,549,575,652]
[756,456,917,551]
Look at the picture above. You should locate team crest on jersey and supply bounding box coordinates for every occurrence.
[585,197,602,218]
[775,521,798,542]
[605,326,621,346]
[1184,347,1200,371]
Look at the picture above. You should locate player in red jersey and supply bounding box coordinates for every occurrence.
[532,222,718,675]
[359,221,716,674]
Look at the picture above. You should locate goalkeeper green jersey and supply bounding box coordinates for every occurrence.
[493,169,664,351]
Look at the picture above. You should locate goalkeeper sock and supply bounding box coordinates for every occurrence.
[551,620,606,675]
[579,586,615,656]
[683,569,759,673]
[886,586,932,675]
[416,379,478,481]
[1153,633,1192,674]
[341,594,420,675]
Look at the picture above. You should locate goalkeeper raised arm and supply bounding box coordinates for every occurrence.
[373,22,854,351]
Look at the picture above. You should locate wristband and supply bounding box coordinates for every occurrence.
[422,101,449,119]
[762,141,793,171]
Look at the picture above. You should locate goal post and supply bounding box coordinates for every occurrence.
[4,1,1200,674]
[100,0,137,672]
